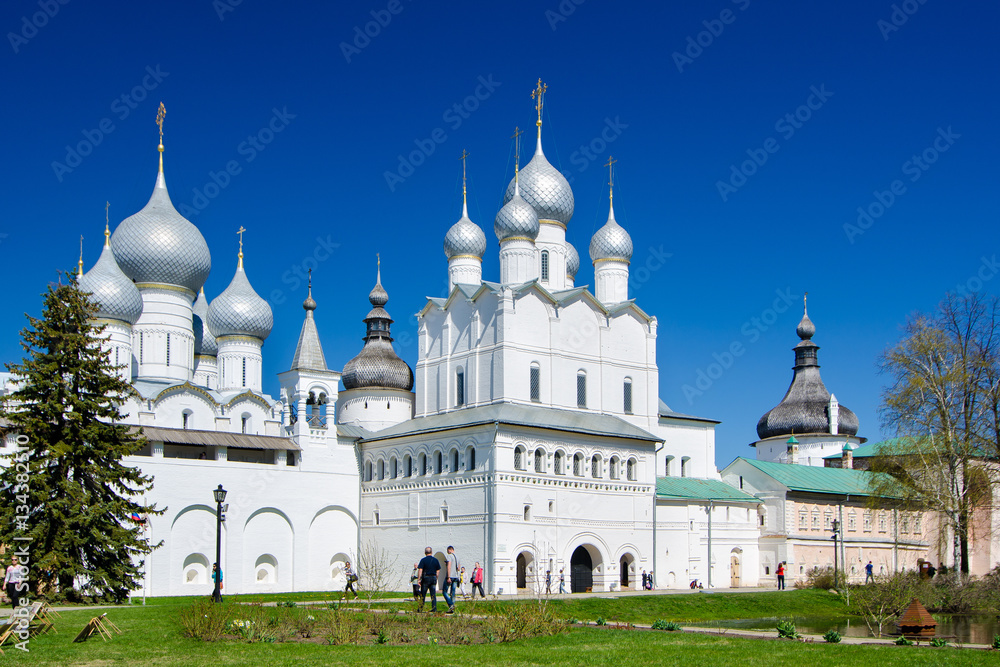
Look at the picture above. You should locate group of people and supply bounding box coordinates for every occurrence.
[410,546,484,613]
[640,570,655,590]
[544,569,567,594]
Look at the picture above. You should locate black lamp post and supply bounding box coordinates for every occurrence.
[831,519,840,590]
[212,484,227,603]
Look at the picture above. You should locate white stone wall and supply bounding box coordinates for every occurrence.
[132,285,196,383]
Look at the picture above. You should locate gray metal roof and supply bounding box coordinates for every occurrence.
[445,212,487,259]
[137,426,299,450]
[504,134,574,225]
[658,399,721,424]
[78,241,144,325]
[207,263,274,341]
[589,203,633,263]
[290,287,327,371]
[361,402,662,443]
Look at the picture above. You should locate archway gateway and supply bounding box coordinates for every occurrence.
[570,546,593,593]
[619,554,633,588]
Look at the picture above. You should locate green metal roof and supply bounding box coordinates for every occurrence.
[823,439,897,460]
[655,477,761,503]
[737,457,895,497]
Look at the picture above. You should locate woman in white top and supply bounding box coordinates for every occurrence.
[3,556,24,610]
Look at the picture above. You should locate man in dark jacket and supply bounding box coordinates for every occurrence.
[417,547,442,612]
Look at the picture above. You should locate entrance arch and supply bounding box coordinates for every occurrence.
[515,551,534,590]
[730,548,742,588]
[571,546,594,593]
[619,553,635,589]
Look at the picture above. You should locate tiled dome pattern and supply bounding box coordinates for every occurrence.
[192,288,217,356]
[565,241,580,278]
[444,215,487,259]
[504,151,574,225]
[494,188,540,242]
[589,208,633,263]
[207,265,273,340]
[78,244,144,325]
[111,172,212,293]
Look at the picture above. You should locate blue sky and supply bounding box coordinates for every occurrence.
[1,0,997,468]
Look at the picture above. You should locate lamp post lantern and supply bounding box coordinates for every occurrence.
[831,519,840,590]
[212,484,227,603]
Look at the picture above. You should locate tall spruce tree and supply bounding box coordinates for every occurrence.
[0,274,160,602]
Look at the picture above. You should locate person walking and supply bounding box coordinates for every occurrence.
[458,567,468,598]
[776,562,785,590]
[3,556,24,609]
[648,570,655,590]
[471,562,485,599]
[641,570,648,590]
[417,547,442,612]
[442,545,459,613]
[545,570,552,594]
[344,561,358,599]
[865,561,874,584]
[410,562,421,601]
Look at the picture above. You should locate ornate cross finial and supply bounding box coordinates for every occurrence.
[376,253,382,285]
[237,226,246,268]
[78,234,84,277]
[532,78,547,125]
[605,155,617,204]
[459,149,470,215]
[156,102,166,145]
[308,267,312,289]
[511,126,524,180]
[104,201,111,245]
[804,291,809,315]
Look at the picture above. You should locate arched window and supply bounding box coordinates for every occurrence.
[554,450,564,474]
[456,368,465,407]
[404,454,412,477]
[364,460,373,482]
[591,454,602,479]
[623,377,633,414]
[182,409,192,430]
[681,456,690,478]
[573,453,583,477]
[540,250,550,281]
[241,413,251,434]
[534,448,545,473]
[610,455,620,480]
[530,363,541,402]
[451,449,459,472]
[524,505,532,521]
[435,451,443,474]
[576,370,587,408]
[627,458,637,481]
[665,455,675,477]
[419,453,427,476]
[391,456,398,479]
[514,446,526,471]
[466,446,476,471]
[377,459,385,481]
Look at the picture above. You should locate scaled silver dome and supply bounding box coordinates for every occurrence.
[207,262,273,340]
[111,170,212,293]
[504,138,574,225]
[444,214,487,259]
[192,288,218,356]
[78,241,143,325]
[494,185,540,242]
[589,204,633,263]
[342,267,413,391]
[565,241,580,278]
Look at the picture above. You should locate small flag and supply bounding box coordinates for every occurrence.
[130,512,146,524]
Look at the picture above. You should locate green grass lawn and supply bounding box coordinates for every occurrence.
[518,588,850,624]
[2,603,995,667]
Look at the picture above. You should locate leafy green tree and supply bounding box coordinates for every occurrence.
[873,292,1000,575]
[0,274,160,602]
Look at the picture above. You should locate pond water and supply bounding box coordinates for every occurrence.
[693,615,1000,644]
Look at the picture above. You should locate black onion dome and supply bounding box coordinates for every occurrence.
[341,266,413,391]
[756,308,859,440]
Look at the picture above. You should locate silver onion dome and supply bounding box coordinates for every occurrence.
[565,241,580,279]
[207,261,273,340]
[589,203,633,263]
[192,287,217,356]
[78,240,143,325]
[342,266,413,391]
[756,306,859,440]
[504,137,574,225]
[111,169,212,293]
[444,214,487,259]
[494,184,540,243]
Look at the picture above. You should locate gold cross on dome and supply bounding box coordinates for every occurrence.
[237,226,246,252]
[532,78,548,124]
[511,126,524,169]
[156,102,166,144]
[105,201,111,242]
[459,149,470,187]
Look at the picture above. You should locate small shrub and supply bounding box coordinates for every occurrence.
[776,620,799,639]
[895,636,914,646]
[929,637,947,647]
[179,598,229,641]
[277,600,297,608]
[482,601,565,643]
[805,566,837,590]
[651,620,681,631]
[596,617,607,626]
[373,627,389,644]
[823,630,842,643]
[991,634,1000,650]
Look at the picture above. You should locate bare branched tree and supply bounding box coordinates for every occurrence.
[874,292,1000,575]
[353,539,399,608]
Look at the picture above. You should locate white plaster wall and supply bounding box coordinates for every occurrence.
[133,285,196,383]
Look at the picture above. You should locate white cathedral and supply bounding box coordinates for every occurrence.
[3,86,933,598]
